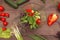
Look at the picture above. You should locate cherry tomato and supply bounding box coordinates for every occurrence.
[3,22,8,26]
[26,9,32,13]
[36,19,41,25]
[0,6,4,12]
[0,13,1,16]
[1,13,5,17]
[57,3,60,11]
[0,18,1,20]
[1,18,6,22]
[2,27,7,31]
[28,13,34,16]
[5,13,9,17]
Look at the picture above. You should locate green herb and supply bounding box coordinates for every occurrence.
[0,28,11,38]
[27,16,35,24]
[28,34,47,40]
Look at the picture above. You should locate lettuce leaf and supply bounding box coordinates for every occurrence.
[0,28,11,38]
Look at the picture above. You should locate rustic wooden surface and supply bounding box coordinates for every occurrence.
[0,0,60,40]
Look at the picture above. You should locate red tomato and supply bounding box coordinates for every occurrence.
[5,13,9,17]
[1,13,5,17]
[3,22,8,26]
[0,6,4,12]
[58,3,60,9]
[57,3,60,11]
[1,18,6,22]
[0,13,1,16]
[28,13,34,16]
[2,27,7,31]
[0,18,1,20]
[36,19,41,25]
[26,9,32,13]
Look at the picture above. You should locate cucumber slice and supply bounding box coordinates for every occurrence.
[4,0,18,9]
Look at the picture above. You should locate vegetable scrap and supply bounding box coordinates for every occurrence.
[0,22,24,40]
[21,9,41,29]
[0,6,10,31]
[0,27,11,38]
[47,13,59,26]
[26,9,34,16]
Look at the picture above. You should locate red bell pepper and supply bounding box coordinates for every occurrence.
[48,13,59,26]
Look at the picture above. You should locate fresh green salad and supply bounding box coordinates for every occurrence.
[21,9,41,29]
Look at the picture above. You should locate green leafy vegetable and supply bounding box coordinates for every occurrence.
[28,34,47,40]
[21,16,28,20]
[27,16,35,24]
[21,16,28,23]
[21,9,41,29]
[0,28,11,38]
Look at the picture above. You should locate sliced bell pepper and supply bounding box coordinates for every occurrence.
[48,13,59,26]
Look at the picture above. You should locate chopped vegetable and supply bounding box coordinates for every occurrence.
[2,27,7,31]
[0,28,11,38]
[21,9,41,29]
[26,9,34,16]
[48,13,58,26]
[28,13,34,16]
[28,34,47,40]
[26,9,34,13]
